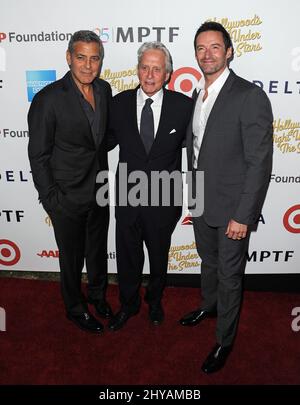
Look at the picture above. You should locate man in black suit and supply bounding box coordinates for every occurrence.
[179,22,273,373]
[108,42,193,331]
[28,30,113,333]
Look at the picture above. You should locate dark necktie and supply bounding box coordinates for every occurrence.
[140,98,154,154]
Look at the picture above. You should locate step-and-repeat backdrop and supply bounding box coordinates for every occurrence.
[0,0,299,274]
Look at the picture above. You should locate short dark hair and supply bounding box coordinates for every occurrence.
[194,21,234,62]
[68,30,104,59]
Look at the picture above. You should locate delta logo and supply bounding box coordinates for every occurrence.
[26,70,56,102]
[37,250,59,258]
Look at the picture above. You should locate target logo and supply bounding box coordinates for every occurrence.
[168,67,202,97]
[283,205,300,233]
[0,239,21,266]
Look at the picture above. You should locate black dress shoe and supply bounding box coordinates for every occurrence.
[88,298,113,319]
[108,309,138,332]
[179,308,217,326]
[201,343,232,374]
[67,311,104,333]
[94,300,113,319]
[149,304,164,325]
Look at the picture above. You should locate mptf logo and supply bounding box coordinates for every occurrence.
[26,70,56,102]
[0,239,21,266]
[283,205,300,233]
[93,26,179,43]
[168,67,202,98]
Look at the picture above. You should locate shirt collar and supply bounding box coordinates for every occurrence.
[137,87,164,104]
[207,67,230,94]
[195,67,230,94]
[195,75,205,93]
[70,73,98,97]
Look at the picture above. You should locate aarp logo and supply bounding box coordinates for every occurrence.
[283,205,300,233]
[0,32,6,43]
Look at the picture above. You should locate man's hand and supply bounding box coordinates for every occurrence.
[225,219,248,240]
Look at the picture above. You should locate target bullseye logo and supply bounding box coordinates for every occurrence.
[0,239,21,266]
[168,67,202,96]
[283,205,300,233]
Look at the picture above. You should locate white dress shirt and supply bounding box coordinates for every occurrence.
[193,67,230,168]
[137,88,163,137]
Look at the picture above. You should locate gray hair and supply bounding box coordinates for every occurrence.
[137,41,173,74]
[68,30,104,59]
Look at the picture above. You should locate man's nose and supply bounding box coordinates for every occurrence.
[204,48,213,58]
[147,69,153,78]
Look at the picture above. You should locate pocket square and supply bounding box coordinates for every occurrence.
[169,129,177,134]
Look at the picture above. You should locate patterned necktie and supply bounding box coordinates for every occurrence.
[140,98,154,154]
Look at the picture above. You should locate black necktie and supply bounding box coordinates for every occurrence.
[140,98,154,154]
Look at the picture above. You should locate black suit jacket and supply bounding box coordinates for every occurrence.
[28,71,112,216]
[109,87,193,226]
[186,70,273,226]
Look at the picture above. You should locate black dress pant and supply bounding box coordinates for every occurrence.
[50,203,109,315]
[116,211,177,314]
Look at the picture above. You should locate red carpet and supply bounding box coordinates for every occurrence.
[0,278,300,385]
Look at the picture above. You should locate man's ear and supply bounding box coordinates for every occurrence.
[226,47,233,62]
[66,50,71,67]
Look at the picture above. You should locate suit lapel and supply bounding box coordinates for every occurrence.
[94,80,107,147]
[199,71,236,153]
[186,89,201,169]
